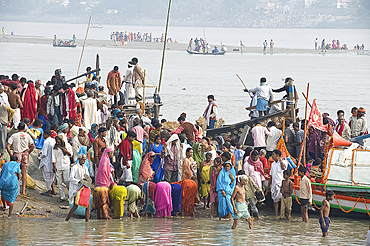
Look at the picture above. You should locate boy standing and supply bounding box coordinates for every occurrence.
[319,190,334,237]
[280,169,293,220]
[298,165,312,222]
[231,174,254,229]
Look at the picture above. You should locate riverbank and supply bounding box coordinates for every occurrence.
[1,35,366,55]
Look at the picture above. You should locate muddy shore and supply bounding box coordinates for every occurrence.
[1,35,363,55]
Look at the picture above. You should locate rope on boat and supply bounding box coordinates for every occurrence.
[312,198,321,210]
[363,198,370,216]
[334,194,360,213]
[293,187,301,205]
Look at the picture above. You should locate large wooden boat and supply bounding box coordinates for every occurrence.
[186,49,226,55]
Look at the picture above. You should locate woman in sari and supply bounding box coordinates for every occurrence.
[88,123,98,143]
[154,181,172,218]
[139,151,156,184]
[95,148,114,187]
[141,181,157,217]
[0,156,21,218]
[192,142,205,168]
[149,135,164,183]
[126,184,141,218]
[182,148,197,180]
[131,149,142,183]
[109,183,127,218]
[22,82,39,124]
[171,183,182,216]
[217,161,236,219]
[176,179,198,217]
[243,150,265,189]
[92,186,111,219]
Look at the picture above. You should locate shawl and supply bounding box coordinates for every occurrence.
[203,100,217,126]
[139,151,155,183]
[89,123,98,139]
[164,134,181,161]
[192,142,205,168]
[247,153,265,176]
[95,147,114,187]
[335,123,347,136]
[117,137,132,163]
[22,83,38,122]
[216,162,236,194]
[68,88,77,120]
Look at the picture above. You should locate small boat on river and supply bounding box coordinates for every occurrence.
[53,39,77,47]
[186,49,226,55]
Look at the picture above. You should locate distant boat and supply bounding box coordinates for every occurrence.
[186,49,226,55]
[53,39,77,47]
[90,24,103,28]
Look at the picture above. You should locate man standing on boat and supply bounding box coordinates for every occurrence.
[350,107,367,145]
[131,57,145,97]
[245,77,273,117]
[335,115,351,141]
[122,61,135,105]
[203,95,218,129]
[106,66,121,105]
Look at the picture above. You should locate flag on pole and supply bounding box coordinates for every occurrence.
[308,99,327,132]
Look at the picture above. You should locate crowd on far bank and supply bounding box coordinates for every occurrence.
[315,38,365,51]
[110,31,176,45]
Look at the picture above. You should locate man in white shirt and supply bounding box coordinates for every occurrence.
[266,121,282,159]
[122,61,135,105]
[39,130,56,197]
[7,122,35,195]
[251,121,272,152]
[335,115,351,141]
[268,149,287,216]
[68,153,89,205]
[350,107,367,145]
[245,77,273,117]
[52,135,72,201]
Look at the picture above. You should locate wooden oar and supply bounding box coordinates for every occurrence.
[236,74,252,98]
[65,68,101,83]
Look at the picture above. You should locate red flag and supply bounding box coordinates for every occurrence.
[308,99,327,132]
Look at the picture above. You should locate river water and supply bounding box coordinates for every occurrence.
[0,209,368,245]
[0,22,370,244]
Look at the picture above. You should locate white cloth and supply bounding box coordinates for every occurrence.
[12,108,21,128]
[69,163,89,204]
[249,84,273,102]
[203,101,217,126]
[52,145,72,171]
[250,94,259,118]
[106,126,119,150]
[56,169,69,200]
[366,230,370,246]
[266,126,282,151]
[270,159,287,202]
[39,137,55,172]
[7,131,34,153]
[128,114,140,131]
[120,159,133,182]
[81,98,97,130]
[0,92,9,106]
[205,149,217,160]
[164,134,181,161]
[251,125,272,148]
[350,116,367,137]
[72,136,83,162]
[41,166,55,190]
[141,115,152,126]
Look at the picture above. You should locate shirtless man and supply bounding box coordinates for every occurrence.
[231,174,254,229]
[319,190,334,237]
[8,83,23,127]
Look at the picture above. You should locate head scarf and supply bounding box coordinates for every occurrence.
[358,107,366,113]
[22,83,38,122]
[75,146,91,174]
[139,151,155,183]
[95,147,114,187]
[216,161,236,195]
[59,123,68,132]
[247,152,265,176]
[90,123,98,139]
[50,130,57,138]
[192,142,205,168]
[164,134,181,161]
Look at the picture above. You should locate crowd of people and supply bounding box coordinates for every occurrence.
[110,31,176,45]
[187,38,226,53]
[0,69,365,235]
[315,38,365,51]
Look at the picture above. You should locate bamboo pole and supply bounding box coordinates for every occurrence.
[302,92,312,108]
[76,16,92,84]
[297,83,310,168]
[236,74,253,98]
[143,69,146,105]
[158,0,172,93]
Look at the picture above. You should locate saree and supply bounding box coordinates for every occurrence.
[95,148,114,187]
[109,185,127,218]
[149,143,164,183]
[131,149,142,183]
[139,152,154,184]
[154,181,172,218]
[0,161,20,205]
[201,165,211,197]
[176,179,198,217]
[92,186,110,219]
[192,142,205,168]
[171,183,182,214]
[22,83,38,123]
[142,181,157,214]
[216,163,236,218]
[126,184,141,214]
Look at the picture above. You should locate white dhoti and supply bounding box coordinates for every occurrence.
[13,108,21,127]
[271,184,282,203]
[120,160,133,182]
[41,166,55,190]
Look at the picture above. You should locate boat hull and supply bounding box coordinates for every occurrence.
[186,49,226,55]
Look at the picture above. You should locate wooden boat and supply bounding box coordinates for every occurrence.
[186,49,226,55]
[53,40,77,47]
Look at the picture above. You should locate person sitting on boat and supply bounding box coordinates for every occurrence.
[350,107,367,146]
[212,46,219,53]
[85,67,98,90]
[244,77,273,117]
